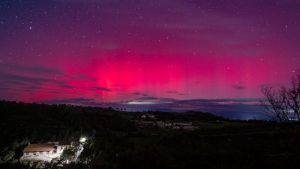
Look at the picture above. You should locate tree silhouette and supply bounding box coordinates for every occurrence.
[261,74,300,122]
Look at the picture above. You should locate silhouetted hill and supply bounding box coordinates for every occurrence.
[1,100,300,169]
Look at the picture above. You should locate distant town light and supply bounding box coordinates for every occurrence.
[80,137,87,143]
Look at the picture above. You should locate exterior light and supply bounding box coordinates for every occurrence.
[79,137,87,143]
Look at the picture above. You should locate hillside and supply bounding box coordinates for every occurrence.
[0,101,300,169]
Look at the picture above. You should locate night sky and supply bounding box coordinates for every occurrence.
[1,0,300,119]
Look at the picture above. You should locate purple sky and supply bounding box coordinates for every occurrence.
[1,0,300,119]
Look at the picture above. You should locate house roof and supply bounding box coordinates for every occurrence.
[23,144,55,153]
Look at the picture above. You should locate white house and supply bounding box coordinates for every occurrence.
[21,143,69,162]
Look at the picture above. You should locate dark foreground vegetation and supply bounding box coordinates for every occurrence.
[1,101,300,169]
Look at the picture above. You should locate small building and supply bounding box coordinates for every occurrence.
[21,143,69,162]
[141,114,156,120]
[156,121,165,128]
[156,121,173,128]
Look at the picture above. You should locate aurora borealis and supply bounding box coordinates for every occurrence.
[1,0,300,119]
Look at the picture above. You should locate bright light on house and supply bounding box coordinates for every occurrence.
[80,137,87,143]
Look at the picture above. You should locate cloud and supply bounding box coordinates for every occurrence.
[136,96,159,100]
[46,98,96,105]
[167,90,179,94]
[167,90,185,95]
[0,71,74,92]
[71,74,96,81]
[93,87,112,92]
[0,72,52,85]
[44,97,267,120]
[0,64,113,99]
[233,84,246,90]
[131,92,148,96]
[0,64,62,76]
[56,81,74,89]
[124,96,176,105]
[0,64,65,88]
[119,97,266,120]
